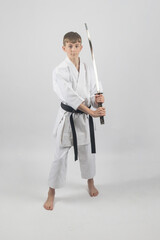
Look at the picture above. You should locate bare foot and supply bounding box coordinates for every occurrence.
[88,179,99,197]
[43,187,55,210]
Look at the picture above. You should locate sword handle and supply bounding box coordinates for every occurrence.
[96,92,105,125]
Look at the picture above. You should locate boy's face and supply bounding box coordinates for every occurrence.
[62,41,83,59]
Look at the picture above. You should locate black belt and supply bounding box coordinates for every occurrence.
[61,102,96,161]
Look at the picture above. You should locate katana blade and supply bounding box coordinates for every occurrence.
[85,23,105,124]
[84,23,100,93]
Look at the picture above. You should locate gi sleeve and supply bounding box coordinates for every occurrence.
[52,67,85,110]
[88,65,103,108]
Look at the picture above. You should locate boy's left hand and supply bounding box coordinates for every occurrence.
[95,94,105,104]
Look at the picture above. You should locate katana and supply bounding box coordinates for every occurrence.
[84,23,105,124]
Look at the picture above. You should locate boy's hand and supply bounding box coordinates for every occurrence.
[91,107,106,118]
[95,94,105,105]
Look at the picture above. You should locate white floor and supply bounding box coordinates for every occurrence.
[1,148,160,240]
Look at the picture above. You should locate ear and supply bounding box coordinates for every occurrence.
[80,45,83,51]
[62,46,66,52]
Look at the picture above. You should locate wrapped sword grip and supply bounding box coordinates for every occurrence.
[95,92,105,125]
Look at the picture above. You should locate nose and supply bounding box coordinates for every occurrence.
[71,46,76,51]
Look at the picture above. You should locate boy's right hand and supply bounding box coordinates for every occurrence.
[91,107,106,118]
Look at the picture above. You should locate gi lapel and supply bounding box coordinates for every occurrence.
[65,56,88,99]
[65,56,79,81]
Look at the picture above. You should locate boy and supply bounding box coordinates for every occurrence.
[44,32,105,210]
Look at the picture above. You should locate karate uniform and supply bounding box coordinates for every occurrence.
[48,56,103,188]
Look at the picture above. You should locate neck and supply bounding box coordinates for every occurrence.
[68,56,80,68]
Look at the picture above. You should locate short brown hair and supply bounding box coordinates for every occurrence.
[63,32,82,46]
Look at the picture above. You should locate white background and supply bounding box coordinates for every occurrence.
[0,0,160,239]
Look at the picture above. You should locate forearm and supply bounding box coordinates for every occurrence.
[78,102,106,118]
[77,103,93,116]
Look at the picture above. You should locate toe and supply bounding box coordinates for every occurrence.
[92,190,98,196]
[43,205,48,210]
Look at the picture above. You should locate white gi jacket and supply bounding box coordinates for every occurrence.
[52,56,103,147]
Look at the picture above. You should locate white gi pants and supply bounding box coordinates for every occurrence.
[48,138,96,189]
